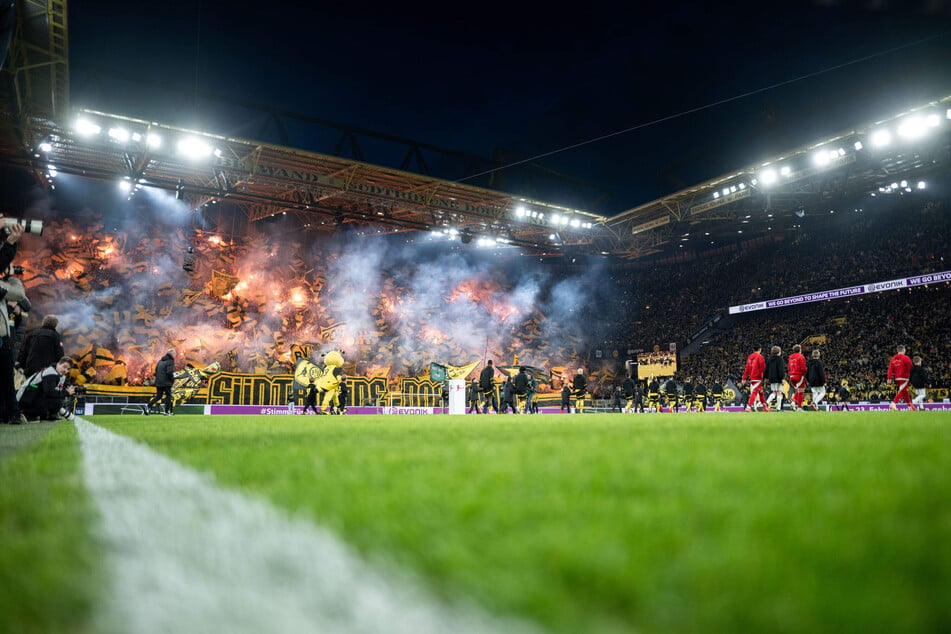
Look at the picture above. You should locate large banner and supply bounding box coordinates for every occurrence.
[729,270,951,314]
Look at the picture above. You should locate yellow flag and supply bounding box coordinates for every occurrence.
[211,270,240,297]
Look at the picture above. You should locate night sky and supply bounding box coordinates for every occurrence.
[67,1,951,215]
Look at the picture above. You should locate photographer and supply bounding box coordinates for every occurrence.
[18,314,65,376]
[0,262,26,424]
[0,217,24,271]
[17,357,75,422]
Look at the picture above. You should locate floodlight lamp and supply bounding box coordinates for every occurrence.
[38,140,53,152]
[569,219,580,228]
[177,137,212,159]
[132,132,142,142]
[551,214,562,225]
[118,179,132,192]
[147,133,162,148]
[713,192,720,199]
[75,119,101,136]
[515,205,527,217]
[854,141,864,150]
[813,150,830,167]
[897,116,927,139]
[559,216,569,226]
[722,188,730,196]
[926,113,940,127]
[759,169,778,185]
[108,127,130,142]
[870,129,891,147]
[780,166,791,176]
[917,181,926,189]
[900,180,908,188]
[738,182,746,190]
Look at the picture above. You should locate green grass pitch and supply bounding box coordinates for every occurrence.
[2,411,950,633]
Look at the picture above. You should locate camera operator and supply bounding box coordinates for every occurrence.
[0,217,24,271]
[0,262,27,424]
[17,357,76,422]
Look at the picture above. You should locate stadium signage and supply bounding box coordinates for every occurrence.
[630,216,670,235]
[247,162,502,216]
[382,407,435,415]
[728,270,951,314]
[690,187,751,216]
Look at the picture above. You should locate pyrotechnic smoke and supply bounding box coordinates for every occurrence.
[13,184,620,384]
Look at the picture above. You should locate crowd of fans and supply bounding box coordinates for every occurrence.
[592,196,949,398]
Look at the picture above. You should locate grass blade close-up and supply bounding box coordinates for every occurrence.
[2,411,950,634]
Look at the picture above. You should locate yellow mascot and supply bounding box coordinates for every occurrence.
[316,350,345,414]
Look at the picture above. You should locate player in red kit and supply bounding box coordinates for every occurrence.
[742,345,769,412]
[887,344,915,410]
[787,344,807,411]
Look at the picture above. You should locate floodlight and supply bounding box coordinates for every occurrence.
[118,180,132,192]
[896,116,927,139]
[854,141,864,150]
[738,183,746,190]
[900,180,908,188]
[108,127,130,142]
[75,119,101,136]
[870,129,891,147]
[722,188,730,196]
[177,137,212,159]
[917,181,926,189]
[38,140,52,152]
[147,133,162,148]
[551,214,562,225]
[713,192,720,199]
[927,113,940,127]
[515,205,527,217]
[813,150,830,166]
[569,219,580,228]
[759,169,778,185]
[132,132,142,142]
[780,166,791,176]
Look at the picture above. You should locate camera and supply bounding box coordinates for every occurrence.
[72,385,87,395]
[2,218,44,236]
[10,265,23,275]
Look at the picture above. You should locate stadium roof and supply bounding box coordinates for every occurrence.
[0,1,949,259]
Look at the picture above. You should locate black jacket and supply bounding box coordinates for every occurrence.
[909,365,928,389]
[765,355,786,383]
[18,325,65,376]
[806,358,825,387]
[154,353,176,387]
[479,365,495,392]
[572,373,587,397]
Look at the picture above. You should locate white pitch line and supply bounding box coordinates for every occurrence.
[74,417,540,634]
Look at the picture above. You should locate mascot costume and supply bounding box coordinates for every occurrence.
[316,350,345,414]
